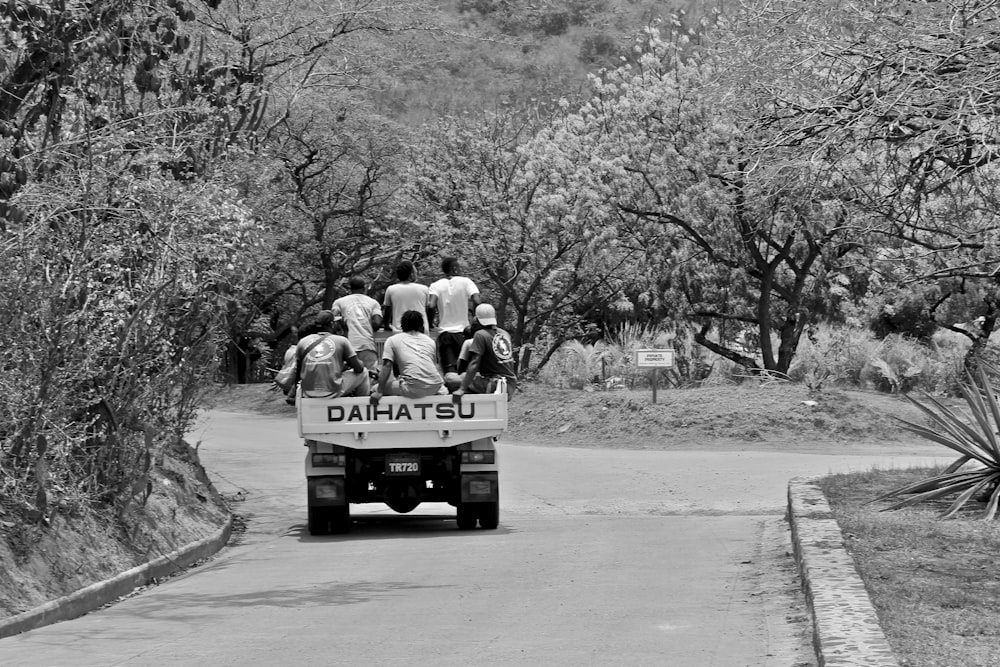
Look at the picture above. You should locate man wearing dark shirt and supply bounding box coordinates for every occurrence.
[452,303,517,401]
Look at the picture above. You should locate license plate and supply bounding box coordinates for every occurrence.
[386,454,420,476]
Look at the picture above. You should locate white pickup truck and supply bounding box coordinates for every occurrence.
[297,382,507,535]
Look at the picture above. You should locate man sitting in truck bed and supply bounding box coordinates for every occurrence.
[371,309,444,400]
[451,303,517,401]
[296,311,370,399]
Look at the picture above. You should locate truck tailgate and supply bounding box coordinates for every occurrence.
[298,393,508,449]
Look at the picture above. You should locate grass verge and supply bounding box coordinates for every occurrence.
[818,467,1000,667]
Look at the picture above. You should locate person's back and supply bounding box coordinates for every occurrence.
[332,277,382,370]
[469,326,516,382]
[373,310,443,400]
[385,282,429,330]
[297,333,347,397]
[383,260,430,332]
[429,258,479,333]
[452,304,516,400]
[429,257,481,376]
[295,311,370,399]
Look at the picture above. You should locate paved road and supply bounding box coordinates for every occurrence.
[0,410,945,666]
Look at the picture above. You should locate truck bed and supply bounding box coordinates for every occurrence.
[298,392,508,449]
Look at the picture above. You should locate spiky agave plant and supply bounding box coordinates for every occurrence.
[873,367,1000,520]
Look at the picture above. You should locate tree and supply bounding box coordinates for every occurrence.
[2,155,263,515]
[188,0,469,361]
[0,0,270,515]
[731,0,1000,369]
[526,25,869,375]
[409,108,638,373]
[247,107,416,314]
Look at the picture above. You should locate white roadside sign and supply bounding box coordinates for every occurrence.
[635,349,675,369]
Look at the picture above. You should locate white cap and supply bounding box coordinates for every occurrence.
[475,303,497,326]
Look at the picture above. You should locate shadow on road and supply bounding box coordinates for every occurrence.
[84,579,457,632]
[290,514,516,542]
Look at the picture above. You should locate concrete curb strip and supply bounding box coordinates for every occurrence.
[0,516,233,640]
[787,476,898,667]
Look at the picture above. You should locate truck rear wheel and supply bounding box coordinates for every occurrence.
[329,505,351,534]
[308,506,351,535]
[456,503,477,530]
[308,506,329,536]
[478,501,500,530]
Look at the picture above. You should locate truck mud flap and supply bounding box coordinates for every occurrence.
[460,472,499,503]
[308,475,347,507]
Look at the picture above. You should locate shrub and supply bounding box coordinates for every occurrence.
[861,333,964,395]
[788,326,879,390]
[548,339,610,389]
[788,325,970,395]
[580,34,619,64]
[535,322,732,389]
[869,295,938,341]
[0,167,263,521]
[535,321,991,396]
[873,368,1000,519]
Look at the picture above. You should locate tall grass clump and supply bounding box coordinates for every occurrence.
[788,325,880,389]
[862,333,966,395]
[787,325,972,395]
[535,322,745,389]
[536,322,988,394]
[538,339,613,389]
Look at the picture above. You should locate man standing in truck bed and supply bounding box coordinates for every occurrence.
[383,260,431,333]
[331,276,382,372]
[429,256,481,382]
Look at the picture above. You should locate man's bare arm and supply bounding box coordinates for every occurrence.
[453,353,481,402]
[347,354,365,375]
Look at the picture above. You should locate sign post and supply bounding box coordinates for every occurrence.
[634,349,675,403]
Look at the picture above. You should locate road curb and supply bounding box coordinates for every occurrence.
[0,515,233,640]
[787,477,898,667]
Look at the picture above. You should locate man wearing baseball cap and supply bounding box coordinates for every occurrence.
[452,303,517,400]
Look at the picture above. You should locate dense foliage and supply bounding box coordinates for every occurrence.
[2,0,999,525]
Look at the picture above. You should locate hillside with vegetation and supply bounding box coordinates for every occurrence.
[2,0,999,594]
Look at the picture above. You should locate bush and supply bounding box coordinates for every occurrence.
[869,296,938,341]
[535,322,736,389]
[580,34,619,64]
[537,322,986,396]
[1,165,263,521]
[783,326,970,395]
[788,326,881,389]
[861,333,963,395]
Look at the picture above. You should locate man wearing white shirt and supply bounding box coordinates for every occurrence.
[428,256,481,378]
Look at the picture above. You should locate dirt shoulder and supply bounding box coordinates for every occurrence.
[0,441,231,618]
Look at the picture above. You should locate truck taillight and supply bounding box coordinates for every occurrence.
[308,476,345,504]
[461,451,495,464]
[312,453,346,467]
[460,472,498,502]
